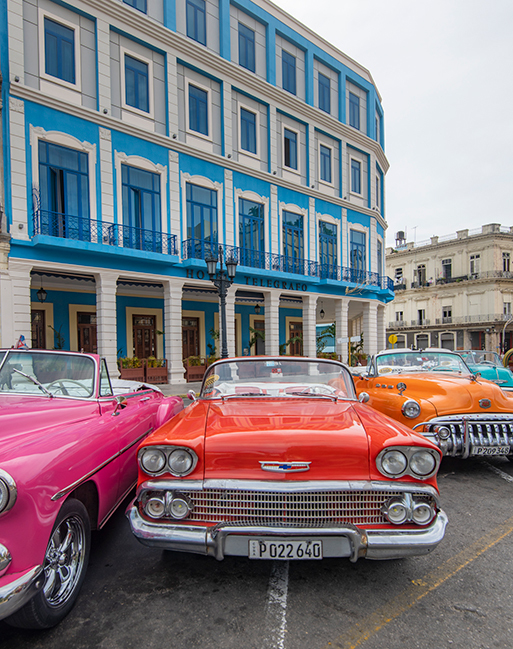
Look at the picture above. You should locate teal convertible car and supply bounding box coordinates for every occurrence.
[458,351,513,392]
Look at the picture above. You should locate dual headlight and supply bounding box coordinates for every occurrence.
[0,470,17,517]
[382,493,436,526]
[138,446,198,477]
[143,491,192,520]
[376,446,440,480]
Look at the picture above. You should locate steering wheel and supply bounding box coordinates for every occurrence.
[46,379,90,396]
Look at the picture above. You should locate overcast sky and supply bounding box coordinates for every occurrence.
[273,0,513,246]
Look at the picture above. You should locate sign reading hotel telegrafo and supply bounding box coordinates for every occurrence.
[184,269,308,292]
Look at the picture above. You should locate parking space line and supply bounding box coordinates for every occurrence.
[262,560,289,649]
[324,514,513,649]
[484,461,513,483]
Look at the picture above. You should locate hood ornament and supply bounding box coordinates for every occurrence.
[259,461,311,473]
[479,399,491,409]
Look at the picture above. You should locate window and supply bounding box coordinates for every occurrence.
[238,23,255,72]
[319,221,337,273]
[470,254,480,276]
[504,302,512,316]
[123,0,147,13]
[443,306,452,322]
[416,264,426,285]
[318,73,330,113]
[396,311,404,322]
[282,50,296,95]
[186,0,206,45]
[377,240,382,275]
[122,165,161,239]
[395,268,403,283]
[239,199,264,267]
[442,258,452,280]
[418,309,426,325]
[125,55,149,113]
[375,113,381,143]
[350,159,361,194]
[503,252,510,272]
[349,92,360,129]
[38,141,90,238]
[282,211,304,272]
[319,145,332,183]
[189,85,209,136]
[186,183,217,243]
[240,108,257,154]
[284,129,298,170]
[350,230,366,279]
[44,18,75,84]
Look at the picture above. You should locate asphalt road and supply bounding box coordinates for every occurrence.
[2,456,513,649]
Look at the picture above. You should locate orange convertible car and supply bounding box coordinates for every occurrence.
[353,349,513,460]
[127,357,447,562]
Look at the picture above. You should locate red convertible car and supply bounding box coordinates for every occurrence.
[128,357,447,563]
[0,349,183,629]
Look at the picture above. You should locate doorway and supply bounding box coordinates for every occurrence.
[77,312,97,353]
[288,321,303,356]
[133,315,156,358]
[182,317,200,359]
[31,310,46,349]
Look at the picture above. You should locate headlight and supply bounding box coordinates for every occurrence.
[145,497,165,519]
[380,450,408,476]
[412,501,435,525]
[401,399,421,419]
[169,495,192,519]
[0,470,17,516]
[140,448,166,475]
[384,499,409,524]
[410,451,437,477]
[168,449,195,476]
[434,425,451,440]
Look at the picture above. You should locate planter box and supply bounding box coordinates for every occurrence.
[118,366,145,382]
[183,358,207,382]
[146,361,168,384]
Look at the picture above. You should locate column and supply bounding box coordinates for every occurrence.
[335,298,349,363]
[9,98,29,237]
[163,278,185,383]
[7,260,32,346]
[97,20,112,114]
[377,304,386,353]
[264,291,280,355]
[99,128,114,226]
[224,169,234,246]
[362,301,378,357]
[94,271,119,377]
[302,294,317,358]
[225,285,236,357]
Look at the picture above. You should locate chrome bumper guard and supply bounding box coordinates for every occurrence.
[127,503,448,562]
[0,565,44,621]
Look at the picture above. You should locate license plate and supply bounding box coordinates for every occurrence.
[472,446,510,456]
[249,539,323,560]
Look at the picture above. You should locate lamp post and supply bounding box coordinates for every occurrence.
[205,245,237,359]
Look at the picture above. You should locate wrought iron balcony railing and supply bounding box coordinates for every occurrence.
[33,210,178,256]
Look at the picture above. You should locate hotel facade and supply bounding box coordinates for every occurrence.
[0,0,392,382]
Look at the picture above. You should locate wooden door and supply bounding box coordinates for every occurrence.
[254,319,265,355]
[133,315,156,358]
[31,310,46,349]
[288,321,303,356]
[77,312,97,353]
[182,317,200,359]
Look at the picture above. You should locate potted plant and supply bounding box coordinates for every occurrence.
[145,356,168,384]
[118,356,145,382]
[183,355,207,382]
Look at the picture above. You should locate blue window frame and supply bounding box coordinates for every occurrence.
[125,55,149,113]
[186,183,217,243]
[122,165,161,251]
[238,23,255,72]
[123,0,147,13]
[351,159,361,194]
[350,230,366,278]
[377,240,383,275]
[282,50,296,95]
[186,0,206,45]
[284,129,298,170]
[319,221,337,276]
[282,211,303,273]
[189,85,208,136]
[320,145,332,183]
[318,73,330,113]
[239,198,264,267]
[44,18,75,84]
[38,141,90,239]
[240,108,257,154]
[349,92,360,129]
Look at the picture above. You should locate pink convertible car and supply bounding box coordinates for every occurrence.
[0,349,183,629]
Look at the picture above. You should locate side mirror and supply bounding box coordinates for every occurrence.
[359,392,370,403]
[187,390,197,402]
[112,395,127,416]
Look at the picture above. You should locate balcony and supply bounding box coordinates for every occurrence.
[33,210,178,256]
[182,239,394,291]
[411,319,430,327]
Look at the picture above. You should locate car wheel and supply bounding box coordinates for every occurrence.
[5,498,91,629]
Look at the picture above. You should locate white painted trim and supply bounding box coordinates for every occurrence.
[69,303,96,351]
[30,126,97,222]
[38,8,82,93]
[31,301,54,350]
[125,306,164,359]
[238,101,260,159]
[120,46,155,119]
[185,78,213,142]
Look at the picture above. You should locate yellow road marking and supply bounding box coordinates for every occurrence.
[324,514,513,649]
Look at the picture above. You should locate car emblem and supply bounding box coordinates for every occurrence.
[259,461,311,473]
[479,399,491,409]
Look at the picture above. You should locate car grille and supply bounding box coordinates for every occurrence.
[145,488,436,526]
[425,414,513,456]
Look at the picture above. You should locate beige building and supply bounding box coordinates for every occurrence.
[386,223,513,353]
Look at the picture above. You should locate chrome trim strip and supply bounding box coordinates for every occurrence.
[0,566,44,621]
[52,428,153,501]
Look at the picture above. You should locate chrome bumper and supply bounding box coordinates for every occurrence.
[0,565,44,621]
[127,504,448,562]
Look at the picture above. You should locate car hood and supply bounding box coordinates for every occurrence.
[0,395,99,457]
[203,399,370,481]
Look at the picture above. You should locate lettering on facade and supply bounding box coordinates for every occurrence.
[183,269,308,291]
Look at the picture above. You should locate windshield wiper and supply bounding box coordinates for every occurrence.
[12,368,53,397]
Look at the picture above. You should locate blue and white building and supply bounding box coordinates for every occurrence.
[0,0,393,382]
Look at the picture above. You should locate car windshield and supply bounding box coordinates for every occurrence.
[375,351,471,375]
[200,358,355,400]
[0,351,96,398]
[459,351,502,367]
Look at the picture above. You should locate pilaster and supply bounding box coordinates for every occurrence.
[264,291,280,355]
[94,271,119,376]
[163,279,185,383]
[335,298,349,363]
[302,294,317,358]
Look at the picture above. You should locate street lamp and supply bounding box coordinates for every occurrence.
[205,244,237,359]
